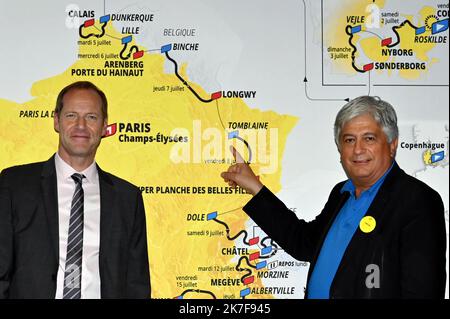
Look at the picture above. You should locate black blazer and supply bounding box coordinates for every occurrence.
[243,162,446,298]
[0,155,150,298]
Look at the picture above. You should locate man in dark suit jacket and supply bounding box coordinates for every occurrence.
[221,96,446,298]
[0,81,150,298]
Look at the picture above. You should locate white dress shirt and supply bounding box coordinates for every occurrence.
[54,152,101,299]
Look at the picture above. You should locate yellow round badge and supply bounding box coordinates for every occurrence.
[359,216,376,233]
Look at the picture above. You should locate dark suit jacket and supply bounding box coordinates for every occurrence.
[0,155,151,298]
[243,162,446,298]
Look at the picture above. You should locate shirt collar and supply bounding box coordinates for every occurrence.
[340,160,396,195]
[55,152,98,184]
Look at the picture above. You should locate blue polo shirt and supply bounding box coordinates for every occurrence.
[307,162,394,299]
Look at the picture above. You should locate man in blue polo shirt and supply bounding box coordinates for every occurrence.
[221,96,446,298]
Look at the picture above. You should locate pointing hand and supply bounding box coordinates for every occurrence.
[221,146,263,195]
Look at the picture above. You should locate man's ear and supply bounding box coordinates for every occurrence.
[54,113,60,133]
[390,138,399,158]
[101,118,108,137]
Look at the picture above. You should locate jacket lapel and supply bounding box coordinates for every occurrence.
[97,166,115,296]
[40,155,59,264]
[305,191,349,291]
[331,163,401,284]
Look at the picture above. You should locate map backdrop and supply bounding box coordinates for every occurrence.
[1,0,448,298]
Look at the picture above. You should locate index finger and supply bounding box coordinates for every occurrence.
[230,145,245,164]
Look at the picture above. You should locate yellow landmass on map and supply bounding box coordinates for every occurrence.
[360,37,389,63]
[0,21,298,299]
[325,0,386,74]
[423,149,432,165]
[327,1,440,80]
